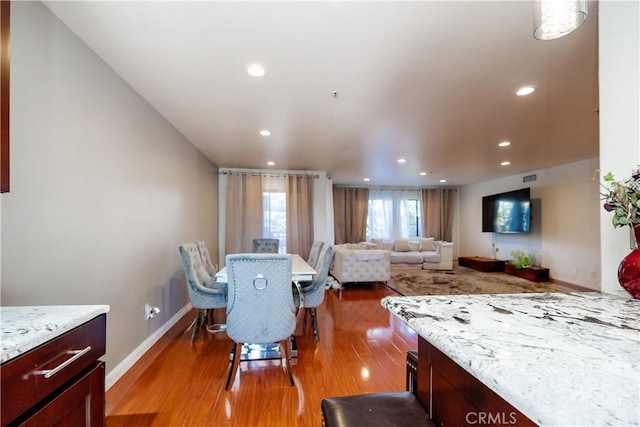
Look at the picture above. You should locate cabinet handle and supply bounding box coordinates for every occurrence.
[34,346,92,379]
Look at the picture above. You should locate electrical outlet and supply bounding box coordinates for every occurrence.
[145,304,160,320]
[590,271,597,279]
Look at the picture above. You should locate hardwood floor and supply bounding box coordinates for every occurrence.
[106,283,417,426]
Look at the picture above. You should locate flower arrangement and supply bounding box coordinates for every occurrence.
[598,166,640,228]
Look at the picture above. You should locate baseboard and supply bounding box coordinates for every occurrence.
[551,278,598,292]
[105,303,191,390]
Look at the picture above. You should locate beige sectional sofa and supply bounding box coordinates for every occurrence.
[371,237,454,270]
[329,238,453,288]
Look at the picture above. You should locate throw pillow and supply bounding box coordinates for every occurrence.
[394,239,411,252]
[371,238,384,250]
[419,237,436,252]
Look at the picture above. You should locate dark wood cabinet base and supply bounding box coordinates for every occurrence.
[504,263,550,282]
[1,315,106,426]
[418,337,536,426]
[458,257,505,272]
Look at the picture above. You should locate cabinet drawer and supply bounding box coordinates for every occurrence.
[18,362,105,427]
[1,314,106,426]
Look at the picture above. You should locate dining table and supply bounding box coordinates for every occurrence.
[214,253,316,284]
[214,253,317,361]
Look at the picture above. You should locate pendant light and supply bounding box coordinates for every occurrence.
[534,0,588,40]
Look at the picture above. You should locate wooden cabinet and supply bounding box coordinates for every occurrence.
[1,314,107,426]
[19,362,104,426]
[458,257,505,272]
[418,337,536,427]
[504,263,550,282]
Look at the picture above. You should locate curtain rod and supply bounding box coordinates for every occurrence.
[219,171,319,179]
[334,185,458,191]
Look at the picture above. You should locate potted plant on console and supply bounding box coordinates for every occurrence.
[600,166,640,298]
[510,250,532,269]
[504,250,548,282]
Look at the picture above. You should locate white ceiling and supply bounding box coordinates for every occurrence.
[44,1,599,187]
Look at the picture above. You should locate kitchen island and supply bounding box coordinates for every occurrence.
[382,292,639,426]
[1,305,109,363]
[1,305,109,425]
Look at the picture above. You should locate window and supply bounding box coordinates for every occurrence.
[263,191,286,253]
[406,198,421,237]
[366,190,421,240]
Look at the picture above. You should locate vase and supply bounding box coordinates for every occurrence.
[618,224,640,298]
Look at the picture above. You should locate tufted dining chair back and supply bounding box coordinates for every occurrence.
[297,245,334,341]
[196,240,217,277]
[307,240,325,270]
[224,253,295,389]
[178,243,227,344]
[252,238,280,253]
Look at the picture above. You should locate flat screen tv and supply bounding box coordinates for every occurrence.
[482,188,531,233]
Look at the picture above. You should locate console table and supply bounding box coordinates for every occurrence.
[458,256,505,272]
[504,262,550,282]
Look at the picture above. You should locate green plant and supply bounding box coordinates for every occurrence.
[510,249,531,269]
[597,166,640,228]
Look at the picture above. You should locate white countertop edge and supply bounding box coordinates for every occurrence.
[381,293,640,426]
[1,305,110,364]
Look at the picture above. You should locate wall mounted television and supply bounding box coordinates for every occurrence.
[482,188,531,233]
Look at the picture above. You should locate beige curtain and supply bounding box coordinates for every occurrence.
[285,175,314,258]
[333,186,370,244]
[421,188,455,241]
[225,173,263,254]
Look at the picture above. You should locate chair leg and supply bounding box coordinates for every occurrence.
[281,337,294,386]
[189,310,203,345]
[205,308,227,333]
[225,342,243,390]
[310,308,320,342]
[185,312,198,332]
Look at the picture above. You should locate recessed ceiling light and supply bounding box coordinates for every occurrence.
[247,64,265,77]
[363,178,370,182]
[267,161,275,166]
[501,161,511,166]
[419,172,427,176]
[498,141,511,147]
[516,86,535,96]
[260,129,271,136]
[439,179,447,183]
[397,158,407,164]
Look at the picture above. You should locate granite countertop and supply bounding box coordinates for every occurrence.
[382,292,640,426]
[1,305,110,364]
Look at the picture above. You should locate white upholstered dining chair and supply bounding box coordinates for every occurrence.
[296,245,333,341]
[196,240,217,277]
[224,253,296,389]
[252,238,280,253]
[307,240,325,270]
[178,243,227,344]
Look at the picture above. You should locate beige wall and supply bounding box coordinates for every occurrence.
[0,2,218,379]
[458,3,640,293]
[459,158,601,290]
[599,1,640,293]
